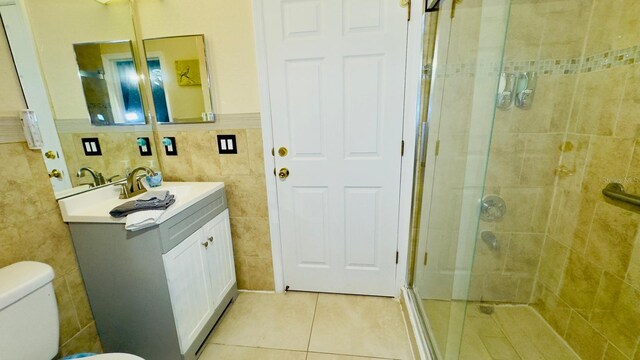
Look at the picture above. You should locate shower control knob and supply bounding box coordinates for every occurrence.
[480,195,507,222]
[480,231,500,251]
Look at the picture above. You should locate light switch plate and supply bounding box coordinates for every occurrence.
[81,137,102,156]
[217,135,237,154]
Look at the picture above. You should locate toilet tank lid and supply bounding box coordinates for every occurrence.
[0,261,54,311]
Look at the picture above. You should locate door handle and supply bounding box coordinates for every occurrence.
[202,242,209,248]
[48,169,63,179]
[208,236,214,243]
[277,147,288,157]
[278,168,290,179]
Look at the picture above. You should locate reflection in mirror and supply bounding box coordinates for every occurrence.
[6,0,161,198]
[143,35,215,124]
[73,41,145,125]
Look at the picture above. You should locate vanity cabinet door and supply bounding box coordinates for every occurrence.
[163,228,214,353]
[203,209,236,308]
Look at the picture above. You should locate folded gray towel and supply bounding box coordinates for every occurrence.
[138,191,170,202]
[110,191,176,218]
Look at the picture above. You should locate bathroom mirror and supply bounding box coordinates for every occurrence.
[10,0,161,198]
[142,35,215,124]
[73,41,145,126]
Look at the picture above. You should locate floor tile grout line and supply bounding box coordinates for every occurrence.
[207,342,308,353]
[306,292,320,353]
[209,292,410,359]
[307,350,399,359]
[207,343,399,360]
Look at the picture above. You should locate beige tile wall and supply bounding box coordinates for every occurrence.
[59,130,159,187]
[470,0,590,303]
[0,142,102,357]
[156,127,274,290]
[533,1,640,359]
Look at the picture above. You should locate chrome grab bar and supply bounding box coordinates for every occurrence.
[602,183,640,207]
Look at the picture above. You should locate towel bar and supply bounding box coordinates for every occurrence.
[602,183,640,207]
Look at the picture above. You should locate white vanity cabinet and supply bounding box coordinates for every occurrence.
[203,210,236,307]
[66,185,237,360]
[163,210,235,353]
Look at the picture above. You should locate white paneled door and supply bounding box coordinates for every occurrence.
[261,0,409,296]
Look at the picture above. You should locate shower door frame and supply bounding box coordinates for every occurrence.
[404,0,515,358]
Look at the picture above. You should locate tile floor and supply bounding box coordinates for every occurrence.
[423,300,582,360]
[201,291,414,360]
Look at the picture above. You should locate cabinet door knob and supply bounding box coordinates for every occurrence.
[201,242,209,248]
[208,236,214,243]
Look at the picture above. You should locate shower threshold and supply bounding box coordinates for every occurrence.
[423,300,582,360]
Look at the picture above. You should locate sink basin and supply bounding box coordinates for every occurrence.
[58,182,224,224]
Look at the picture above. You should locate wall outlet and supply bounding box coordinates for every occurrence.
[163,137,178,156]
[137,137,153,156]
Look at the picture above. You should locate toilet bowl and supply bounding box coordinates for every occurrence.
[0,261,144,360]
[84,355,143,359]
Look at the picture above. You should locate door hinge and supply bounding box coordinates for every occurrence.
[401,140,405,156]
[452,0,461,18]
[400,0,411,21]
[423,252,428,266]
[395,251,399,264]
[435,140,440,156]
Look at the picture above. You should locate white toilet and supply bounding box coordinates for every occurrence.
[0,261,143,360]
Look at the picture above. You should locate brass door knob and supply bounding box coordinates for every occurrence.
[278,168,290,179]
[48,169,63,179]
[45,150,57,159]
[277,147,288,157]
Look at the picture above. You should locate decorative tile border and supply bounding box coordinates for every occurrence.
[504,58,580,75]
[581,45,639,73]
[430,44,640,78]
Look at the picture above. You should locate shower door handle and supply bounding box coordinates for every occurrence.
[420,122,429,166]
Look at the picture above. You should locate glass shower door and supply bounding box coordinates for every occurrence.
[408,0,512,359]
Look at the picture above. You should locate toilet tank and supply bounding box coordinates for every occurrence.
[0,261,59,359]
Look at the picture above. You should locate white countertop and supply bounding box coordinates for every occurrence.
[58,182,224,224]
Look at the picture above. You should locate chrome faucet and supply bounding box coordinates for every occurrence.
[77,167,106,187]
[116,166,156,199]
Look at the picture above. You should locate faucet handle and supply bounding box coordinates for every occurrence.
[136,176,144,188]
[114,183,130,199]
[107,175,121,182]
